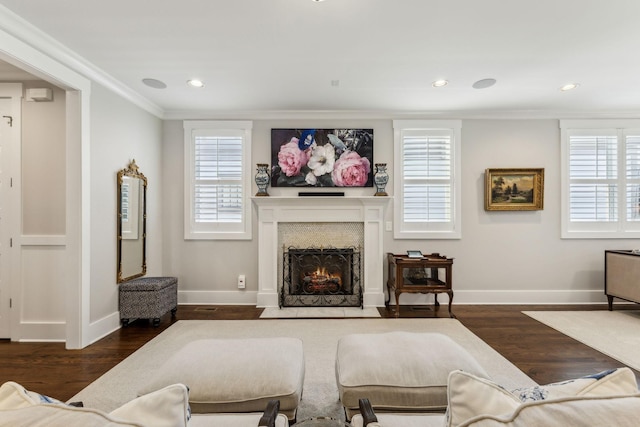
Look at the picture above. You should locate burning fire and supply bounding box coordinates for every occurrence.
[306,267,342,286]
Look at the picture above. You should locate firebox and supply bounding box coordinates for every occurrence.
[281,246,362,307]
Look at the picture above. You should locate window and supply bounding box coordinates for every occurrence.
[184,120,252,240]
[561,120,640,238]
[393,120,461,239]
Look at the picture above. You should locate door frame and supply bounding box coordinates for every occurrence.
[0,20,92,349]
[0,84,21,340]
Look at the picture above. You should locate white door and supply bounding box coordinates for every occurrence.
[0,98,12,338]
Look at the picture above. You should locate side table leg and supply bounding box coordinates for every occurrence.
[447,290,455,318]
[395,291,400,318]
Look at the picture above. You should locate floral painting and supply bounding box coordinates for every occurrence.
[271,128,374,187]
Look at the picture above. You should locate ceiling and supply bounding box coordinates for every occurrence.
[1,0,640,118]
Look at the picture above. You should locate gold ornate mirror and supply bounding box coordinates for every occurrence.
[117,160,147,283]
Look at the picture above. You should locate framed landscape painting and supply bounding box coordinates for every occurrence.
[485,168,544,211]
[271,128,374,188]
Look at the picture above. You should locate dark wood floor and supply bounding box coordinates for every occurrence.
[1,304,637,402]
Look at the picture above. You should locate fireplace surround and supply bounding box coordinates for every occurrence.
[252,196,389,308]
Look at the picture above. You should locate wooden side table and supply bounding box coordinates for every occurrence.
[386,252,455,318]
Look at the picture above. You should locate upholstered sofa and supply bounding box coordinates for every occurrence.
[350,368,640,427]
[0,381,289,427]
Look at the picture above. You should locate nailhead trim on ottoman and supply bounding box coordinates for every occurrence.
[335,331,489,420]
[119,276,178,326]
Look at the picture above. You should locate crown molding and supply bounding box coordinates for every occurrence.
[0,5,163,118]
[162,108,640,121]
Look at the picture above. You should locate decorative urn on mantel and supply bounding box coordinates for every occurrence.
[255,163,270,196]
[374,163,389,196]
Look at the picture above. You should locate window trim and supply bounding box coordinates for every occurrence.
[393,119,462,239]
[183,120,253,240]
[560,119,640,239]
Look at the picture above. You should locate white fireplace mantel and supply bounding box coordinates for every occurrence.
[252,196,390,308]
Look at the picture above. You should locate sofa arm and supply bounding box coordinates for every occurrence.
[359,398,379,426]
[258,400,280,427]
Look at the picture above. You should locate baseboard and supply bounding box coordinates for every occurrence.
[87,312,121,345]
[18,321,65,342]
[179,290,258,305]
[395,289,608,305]
[180,289,607,306]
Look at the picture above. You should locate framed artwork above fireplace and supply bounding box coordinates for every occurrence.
[271,128,374,188]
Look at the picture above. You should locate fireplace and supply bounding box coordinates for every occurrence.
[252,196,389,308]
[282,247,362,307]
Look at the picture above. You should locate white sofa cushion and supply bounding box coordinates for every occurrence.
[459,394,640,427]
[189,413,290,427]
[0,404,143,427]
[0,381,190,427]
[350,412,443,427]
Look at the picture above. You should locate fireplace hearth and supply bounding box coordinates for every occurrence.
[281,247,362,307]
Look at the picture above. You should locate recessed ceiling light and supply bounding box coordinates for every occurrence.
[331,79,340,87]
[187,79,205,88]
[142,78,167,89]
[560,83,579,91]
[432,79,448,88]
[312,0,325,2]
[472,78,497,89]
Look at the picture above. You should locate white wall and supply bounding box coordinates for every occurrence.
[89,83,162,335]
[164,118,628,305]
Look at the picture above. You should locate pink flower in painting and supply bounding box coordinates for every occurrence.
[277,138,309,177]
[332,151,371,187]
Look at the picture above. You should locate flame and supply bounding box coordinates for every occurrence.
[303,266,342,285]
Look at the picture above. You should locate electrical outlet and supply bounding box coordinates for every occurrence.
[385,221,393,232]
[238,274,246,289]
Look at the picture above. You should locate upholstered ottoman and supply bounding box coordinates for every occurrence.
[119,276,178,326]
[335,331,489,420]
[139,337,305,421]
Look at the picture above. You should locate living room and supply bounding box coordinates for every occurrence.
[1,1,638,349]
[1,1,640,425]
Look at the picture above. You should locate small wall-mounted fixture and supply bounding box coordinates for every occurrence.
[26,88,53,102]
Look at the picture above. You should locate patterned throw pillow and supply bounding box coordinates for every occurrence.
[0,381,190,427]
[511,368,638,403]
[445,368,639,427]
[0,382,67,410]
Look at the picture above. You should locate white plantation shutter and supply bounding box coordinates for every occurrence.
[561,120,640,238]
[393,121,461,239]
[194,135,243,223]
[402,133,452,222]
[568,133,618,222]
[626,134,640,222]
[184,121,252,240]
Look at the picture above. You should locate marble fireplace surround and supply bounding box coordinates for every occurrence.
[252,196,390,308]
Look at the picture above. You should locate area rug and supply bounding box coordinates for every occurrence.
[259,307,381,318]
[71,319,534,421]
[523,310,640,372]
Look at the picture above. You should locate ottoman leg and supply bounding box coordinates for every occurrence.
[152,318,160,327]
[122,319,130,327]
[171,306,178,317]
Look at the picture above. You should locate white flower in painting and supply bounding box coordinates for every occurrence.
[305,172,317,185]
[308,144,336,176]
